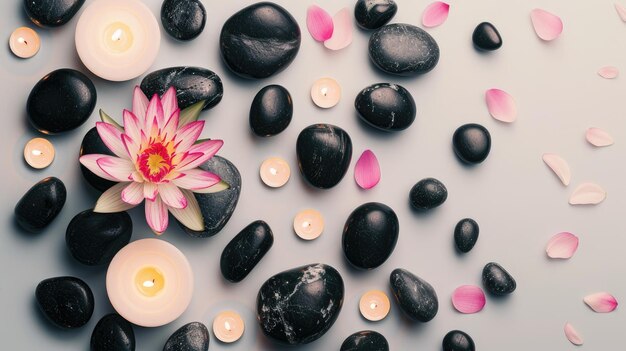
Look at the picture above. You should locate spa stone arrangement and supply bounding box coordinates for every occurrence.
[6,0,622,350]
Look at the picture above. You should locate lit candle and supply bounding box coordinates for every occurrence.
[359,290,390,321]
[260,157,290,188]
[293,209,324,240]
[213,310,244,343]
[311,77,341,108]
[75,0,160,81]
[23,138,54,169]
[9,27,40,58]
[106,239,193,327]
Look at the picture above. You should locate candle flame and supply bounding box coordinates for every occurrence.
[18,37,27,45]
[370,302,378,310]
[111,28,124,42]
[143,279,155,288]
[224,321,232,331]
[270,167,278,176]
[321,87,328,96]
[31,149,42,156]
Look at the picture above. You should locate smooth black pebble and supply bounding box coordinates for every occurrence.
[340,330,389,351]
[452,123,491,164]
[163,322,209,351]
[250,85,293,136]
[161,0,206,41]
[482,262,516,296]
[442,330,476,351]
[141,67,223,110]
[15,177,66,232]
[24,0,85,27]
[354,0,397,30]
[220,220,274,282]
[91,313,135,351]
[257,263,344,344]
[79,127,116,192]
[409,178,447,210]
[355,83,416,132]
[390,268,438,322]
[35,276,94,328]
[472,22,502,51]
[454,218,479,253]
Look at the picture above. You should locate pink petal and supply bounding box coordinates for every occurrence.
[145,94,165,128]
[422,1,450,28]
[175,140,223,171]
[616,3,626,22]
[94,182,137,213]
[452,285,486,314]
[121,134,140,161]
[160,87,178,121]
[530,9,563,41]
[173,169,221,190]
[123,110,141,144]
[546,232,579,259]
[564,323,583,346]
[79,154,119,182]
[542,153,571,186]
[96,122,128,159]
[97,156,136,182]
[174,121,205,152]
[145,196,168,235]
[168,189,204,232]
[121,182,145,205]
[307,5,334,42]
[569,182,606,205]
[354,150,381,189]
[161,109,180,141]
[132,86,149,123]
[598,66,619,79]
[323,8,352,51]
[586,127,614,147]
[157,183,187,209]
[143,182,158,201]
[485,89,517,123]
[584,292,618,313]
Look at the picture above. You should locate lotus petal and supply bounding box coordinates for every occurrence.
[324,8,352,50]
[569,183,606,205]
[564,323,583,346]
[586,128,614,147]
[354,150,381,189]
[485,89,517,123]
[546,232,579,259]
[452,285,486,314]
[307,5,334,42]
[422,1,450,27]
[616,3,626,22]
[530,8,563,41]
[584,292,618,313]
[598,66,619,79]
[542,153,571,186]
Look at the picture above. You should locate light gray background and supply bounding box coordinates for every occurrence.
[1,0,625,349]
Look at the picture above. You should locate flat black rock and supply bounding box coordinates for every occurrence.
[35,276,94,328]
[161,0,206,41]
[66,209,132,266]
[442,330,476,351]
[343,202,399,269]
[141,67,223,110]
[473,22,502,51]
[454,218,479,253]
[340,330,390,351]
[250,85,293,136]
[390,268,438,322]
[355,83,416,132]
[482,262,516,296]
[354,0,397,30]
[369,23,440,76]
[409,178,447,210]
[15,177,66,232]
[79,127,117,192]
[221,220,274,282]
[296,124,353,189]
[220,2,301,79]
[24,0,85,27]
[452,123,491,164]
[91,313,135,351]
[163,322,209,351]
[257,263,344,345]
[27,69,96,134]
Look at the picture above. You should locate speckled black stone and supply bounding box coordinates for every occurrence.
[482,262,516,296]
[409,178,447,211]
[343,202,399,270]
[221,220,274,282]
[452,123,491,164]
[90,314,135,351]
[24,0,85,27]
[454,218,479,253]
[79,127,116,192]
[66,210,132,266]
[220,2,301,79]
[296,124,353,189]
[161,0,206,41]
[27,69,96,134]
[257,263,344,345]
[340,330,389,351]
[250,85,293,136]
[442,330,476,351]
[472,22,502,51]
[163,322,209,351]
[140,67,223,110]
[35,276,94,329]
[390,268,438,322]
[354,0,397,30]
[355,83,416,132]
[15,177,66,232]
[369,23,440,76]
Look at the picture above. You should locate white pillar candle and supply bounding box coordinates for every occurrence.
[23,138,54,169]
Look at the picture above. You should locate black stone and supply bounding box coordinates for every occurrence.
[454,218,479,253]
[66,209,132,266]
[220,2,301,79]
[482,262,516,296]
[35,276,94,329]
[354,0,397,30]
[442,330,476,351]
[390,268,438,322]
[342,202,399,269]
[15,177,66,232]
[163,322,209,351]
[296,124,353,189]
[250,85,293,136]
[27,69,97,134]
[161,0,206,41]
[452,123,491,164]
[91,314,135,351]
[369,24,440,76]
[355,83,416,132]
[141,67,223,110]
[409,178,447,211]
[472,22,502,51]
[24,0,85,27]
[257,263,344,345]
[79,127,117,192]
[220,220,274,282]
[340,330,389,351]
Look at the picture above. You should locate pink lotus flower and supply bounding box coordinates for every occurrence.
[80,87,227,234]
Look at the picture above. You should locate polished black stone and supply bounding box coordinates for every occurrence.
[66,209,132,266]
[257,263,344,345]
[355,83,416,132]
[24,0,85,27]
[482,262,516,296]
[35,276,94,329]
[390,268,438,322]
[90,314,135,351]
[163,322,209,351]
[79,127,116,192]
[15,177,66,232]
[454,218,479,253]
[141,67,223,110]
[369,24,439,76]
[442,330,476,351]
[452,123,491,164]
[27,69,96,134]
[221,220,274,282]
[340,330,389,351]
[220,2,301,79]
[409,178,447,211]
[296,124,353,189]
[354,0,397,30]
[161,0,206,41]
[343,202,399,269]
[472,22,502,51]
[250,85,293,137]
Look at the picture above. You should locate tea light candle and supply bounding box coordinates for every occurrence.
[9,27,40,58]
[359,290,390,321]
[293,209,324,240]
[311,77,341,108]
[213,311,245,343]
[75,0,160,81]
[260,157,290,188]
[106,239,193,327]
[23,138,54,169]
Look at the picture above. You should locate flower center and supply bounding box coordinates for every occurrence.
[138,142,173,182]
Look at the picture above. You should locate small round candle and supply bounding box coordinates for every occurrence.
[260,157,290,188]
[359,290,390,321]
[293,209,324,240]
[311,77,341,108]
[106,239,193,327]
[23,138,54,169]
[213,310,245,343]
[9,27,40,58]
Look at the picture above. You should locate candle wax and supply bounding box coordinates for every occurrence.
[293,209,324,240]
[260,157,290,188]
[311,77,341,108]
[24,138,54,169]
[213,311,245,343]
[9,27,40,58]
[359,290,391,321]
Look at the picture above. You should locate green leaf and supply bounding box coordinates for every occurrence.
[99,109,124,131]
[194,180,230,194]
[178,100,206,127]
